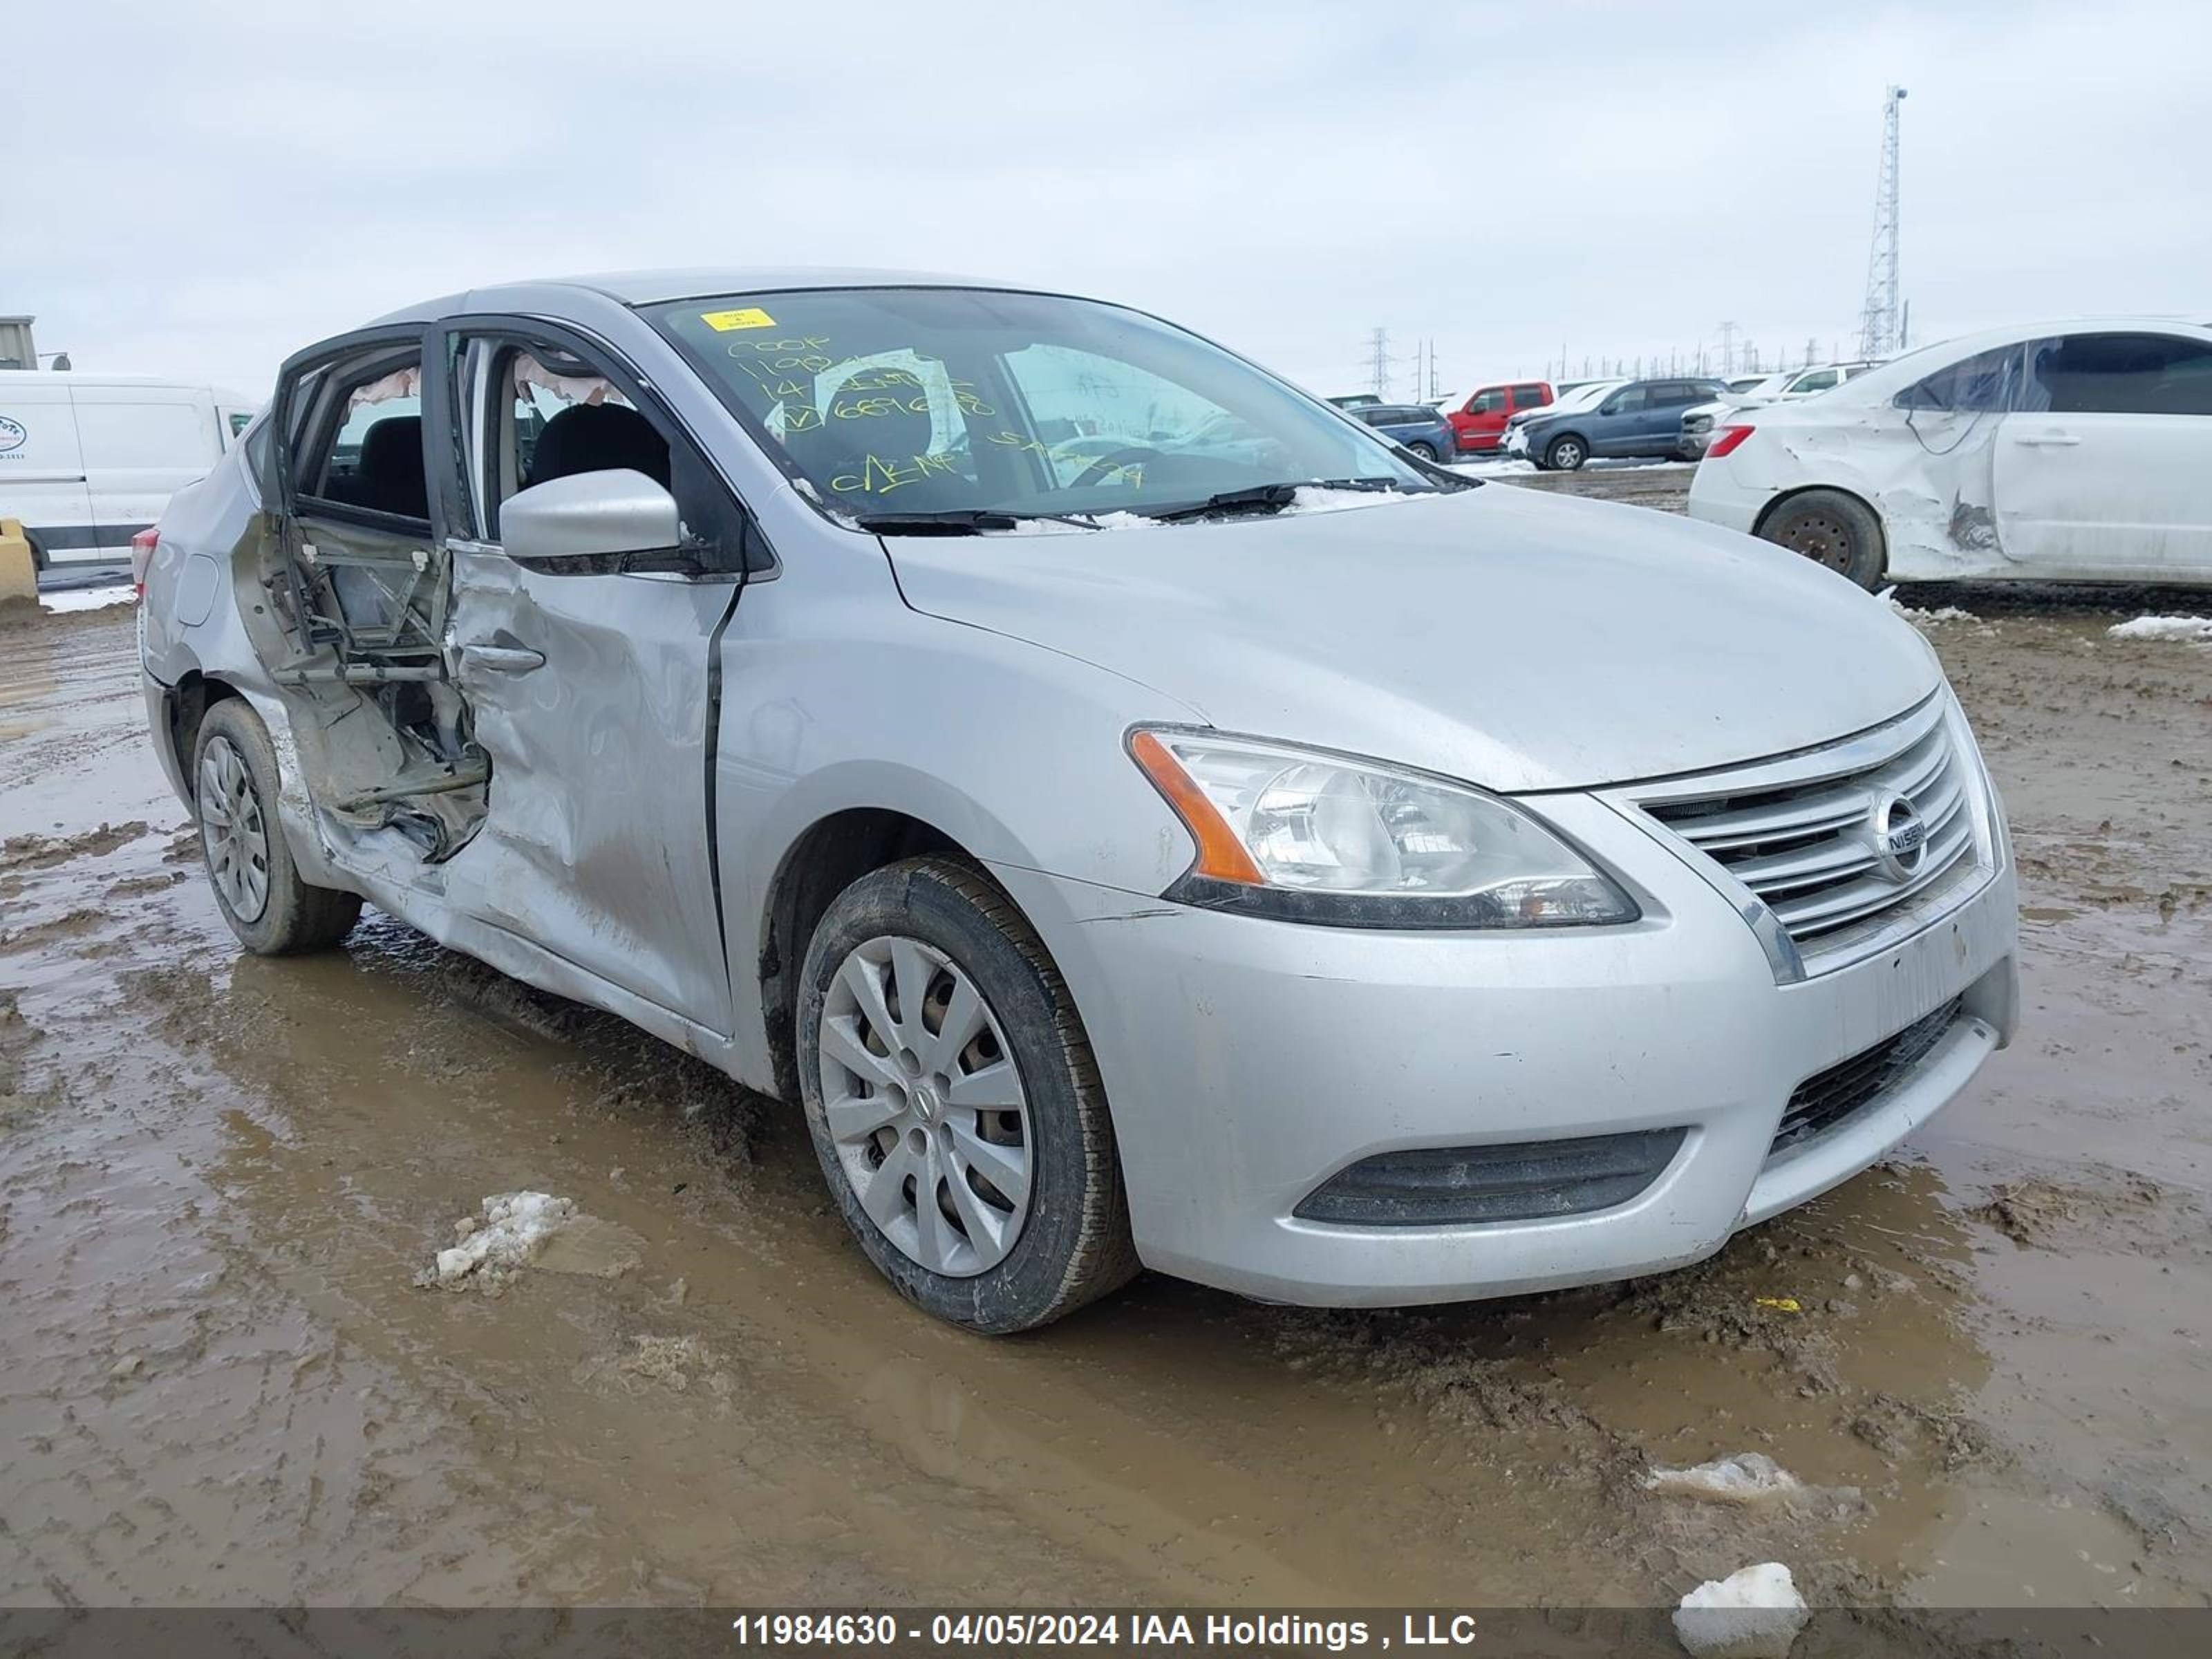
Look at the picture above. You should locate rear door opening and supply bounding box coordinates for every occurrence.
[252,337,490,862]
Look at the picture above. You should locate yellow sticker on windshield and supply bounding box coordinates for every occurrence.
[702,308,777,332]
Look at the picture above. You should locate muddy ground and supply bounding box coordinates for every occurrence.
[2,493,2208,1615]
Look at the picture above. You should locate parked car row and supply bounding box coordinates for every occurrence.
[1514,377,1726,470]
[1335,359,1903,473]
[1678,361,1883,459]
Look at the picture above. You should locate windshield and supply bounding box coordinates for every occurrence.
[647,288,1442,526]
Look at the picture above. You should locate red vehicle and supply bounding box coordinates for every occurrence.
[1442,379,1554,455]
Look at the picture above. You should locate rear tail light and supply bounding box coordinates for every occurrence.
[130,527,159,599]
[1707,424,1756,460]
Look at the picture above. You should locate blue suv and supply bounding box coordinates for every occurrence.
[1519,377,1725,471]
[1350,402,1456,462]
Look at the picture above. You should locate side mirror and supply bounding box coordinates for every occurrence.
[501,469,687,570]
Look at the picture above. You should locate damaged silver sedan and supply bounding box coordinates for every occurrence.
[140,270,2018,1331]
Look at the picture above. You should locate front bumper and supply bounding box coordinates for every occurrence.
[993,791,2017,1307]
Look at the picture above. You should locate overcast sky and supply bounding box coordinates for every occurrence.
[18,1,2210,402]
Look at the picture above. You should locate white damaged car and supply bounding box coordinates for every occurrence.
[1688,320,2212,587]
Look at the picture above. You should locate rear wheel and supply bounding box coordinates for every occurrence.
[1759,489,1885,589]
[798,856,1137,1333]
[1544,434,1587,471]
[194,699,363,955]
[1407,441,1438,462]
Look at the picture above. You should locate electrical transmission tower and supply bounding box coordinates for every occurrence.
[1406,338,1442,402]
[1856,86,1906,360]
[1364,328,1394,397]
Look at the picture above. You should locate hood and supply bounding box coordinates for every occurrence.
[885,485,1942,793]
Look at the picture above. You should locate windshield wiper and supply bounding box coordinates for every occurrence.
[1141,477,1411,523]
[851,508,1104,535]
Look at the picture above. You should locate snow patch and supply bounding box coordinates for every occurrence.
[1876,586,1976,625]
[1644,1452,1802,1505]
[2108,614,2212,643]
[1673,1562,1810,1659]
[1284,485,1431,515]
[425,1191,577,1287]
[41,585,136,615]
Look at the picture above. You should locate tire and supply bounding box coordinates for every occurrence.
[1758,488,1886,589]
[1407,441,1438,462]
[797,855,1138,1333]
[192,698,364,955]
[24,529,48,574]
[1544,434,1588,471]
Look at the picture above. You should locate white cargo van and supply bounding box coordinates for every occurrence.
[0,373,261,568]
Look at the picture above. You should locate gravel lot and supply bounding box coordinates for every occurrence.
[3,483,2207,1613]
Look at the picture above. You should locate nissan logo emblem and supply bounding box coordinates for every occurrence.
[1870,793,1929,883]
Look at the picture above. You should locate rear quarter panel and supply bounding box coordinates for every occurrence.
[140,448,266,688]
[1703,406,2020,581]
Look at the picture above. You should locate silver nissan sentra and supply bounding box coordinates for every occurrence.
[138,269,2019,1331]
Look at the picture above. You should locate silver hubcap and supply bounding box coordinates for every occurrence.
[198,735,270,923]
[1555,441,1582,467]
[817,936,1032,1277]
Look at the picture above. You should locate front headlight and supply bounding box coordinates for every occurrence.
[1128,729,1638,929]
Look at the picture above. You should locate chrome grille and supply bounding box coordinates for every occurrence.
[1632,697,1989,973]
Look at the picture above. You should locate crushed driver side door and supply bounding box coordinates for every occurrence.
[429,318,760,1043]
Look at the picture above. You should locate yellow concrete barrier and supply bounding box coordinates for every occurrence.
[0,518,37,608]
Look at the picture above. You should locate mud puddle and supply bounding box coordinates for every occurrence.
[1,605,2207,1610]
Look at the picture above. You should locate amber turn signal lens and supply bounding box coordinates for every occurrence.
[1128,730,1266,885]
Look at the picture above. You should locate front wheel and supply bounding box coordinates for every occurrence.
[1544,435,1587,471]
[798,856,1138,1333]
[1759,489,1886,589]
[193,699,364,954]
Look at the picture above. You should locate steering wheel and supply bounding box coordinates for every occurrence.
[1071,446,1167,488]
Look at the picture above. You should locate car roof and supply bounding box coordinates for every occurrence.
[371,266,1044,326]
[1441,378,1547,400]
[1807,315,2212,409]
